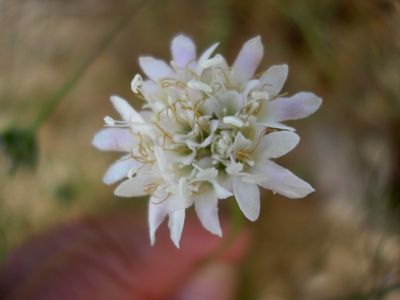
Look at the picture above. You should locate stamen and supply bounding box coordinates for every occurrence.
[246,159,255,166]
[131,74,143,94]
[251,91,269,100]
[104,116,116,126]
[187,80,213,93]
[222,116,244,128]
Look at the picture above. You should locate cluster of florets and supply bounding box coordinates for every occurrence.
[93,34,322,247]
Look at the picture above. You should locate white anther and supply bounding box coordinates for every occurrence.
[200,54,223,70]
[104,116,116,126]
[131,74,143,94]
[251,91,269,100]
[246,160,255,166]
[187,80,213,93]
[222,116,244,128]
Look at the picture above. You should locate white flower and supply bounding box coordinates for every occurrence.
[93,34,322,247]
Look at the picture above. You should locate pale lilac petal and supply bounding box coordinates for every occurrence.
[110,95,144,123]
[114,175,158,197]
[263,92,322,122]
[231,36,264,83]
[232,176,260,221]
[193,190,222,237]
[256,122,296,132]
[258,161,315,198]
[259,64,288,95]
[140,79,159,99]
[258,131,300,159]
[148,196,169,245]
[168,209,185,248]
[139,56,175,81]
[103,158,140,185]
[92,128,135,152]
[171,34,196,68]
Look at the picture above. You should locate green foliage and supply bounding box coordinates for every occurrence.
[0,128,37,173]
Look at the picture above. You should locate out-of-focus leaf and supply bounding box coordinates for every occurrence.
[0,128,37,173]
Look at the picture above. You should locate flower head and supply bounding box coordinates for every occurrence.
[93,34,322,247]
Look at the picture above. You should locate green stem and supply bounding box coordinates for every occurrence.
[203,198,245,261]
[266,0,333,81]
[31,0,147,130]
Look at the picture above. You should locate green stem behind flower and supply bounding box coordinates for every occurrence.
[1,0,150,172]
[202,197,245,262]
[31,0,147,130]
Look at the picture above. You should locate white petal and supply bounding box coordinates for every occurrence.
[259,64,288,95]
[258,161,315,198]
[110,96,144,123]
[196,42,219,73]
[171,34,196,68]
[148,196,169,245]
[154,146,169,174]
[194,190,222,237]
[244,79,260,97]
[168,209,185,248]
[199,54,224,70]
[166,191,193,212]
[258,131,300,159]
[92,128,135,152]
[231,132,252,153]
[114,175,158,197]
[264,92,322,122]
[212,181,233,199]
[140,79,159,99]
[103,158,140,185]
[139,56,175,81]
[233,176,260,221]
[231,36,264,83]
[214,90,241,117]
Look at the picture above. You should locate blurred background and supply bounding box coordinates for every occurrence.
[0,0,399,299]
